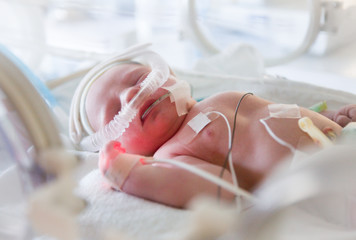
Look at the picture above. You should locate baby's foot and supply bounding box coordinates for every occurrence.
[322,104,356,127]
[333,104,356,127]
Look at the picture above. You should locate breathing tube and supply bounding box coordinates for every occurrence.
[69,44,170,152]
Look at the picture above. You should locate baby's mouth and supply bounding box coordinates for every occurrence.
[141,93,171,121]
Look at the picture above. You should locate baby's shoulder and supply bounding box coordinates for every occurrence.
[206,91,242,100]
[193,91,250,110]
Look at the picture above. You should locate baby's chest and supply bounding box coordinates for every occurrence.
[175,115,235,163]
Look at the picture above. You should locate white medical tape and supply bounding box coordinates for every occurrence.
[185,111,220,145]
[259,104,301,153]
[268,103,301,118]
[188,112,212,134]
[162,78,191,116]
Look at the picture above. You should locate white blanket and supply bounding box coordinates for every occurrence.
[77,168,190,240]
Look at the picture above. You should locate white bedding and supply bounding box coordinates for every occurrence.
[77,169,190,240]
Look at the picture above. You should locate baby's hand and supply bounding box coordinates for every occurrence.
[99,141,126,175]
[98,141,141,191]
[332,104,356,127]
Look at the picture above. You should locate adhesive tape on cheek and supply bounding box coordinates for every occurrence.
[101,153,140,191]
[268,103,301,118]
[162,80,191,116]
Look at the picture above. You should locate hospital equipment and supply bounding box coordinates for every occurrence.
[70,43,194,152]
[0,46,80,239]
[298,116,333,147]
[2,44,356,240]
[1,1,356,239]
[141,92,171,120]
[70,44,170,152]
[0,45,73,187]
[181,0,356,66]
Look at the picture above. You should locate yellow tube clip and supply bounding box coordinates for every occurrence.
[298,117,333,148]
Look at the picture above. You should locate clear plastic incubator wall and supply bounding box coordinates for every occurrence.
[1,0,356,240]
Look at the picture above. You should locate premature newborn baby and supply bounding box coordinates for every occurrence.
[81,61,356,208]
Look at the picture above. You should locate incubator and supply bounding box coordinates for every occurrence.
[181,0,356,66]
[1,0,356,240]
[0,46,81,239]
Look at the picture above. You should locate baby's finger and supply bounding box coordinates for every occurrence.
[101,153,140,191]
[99,141,125,171]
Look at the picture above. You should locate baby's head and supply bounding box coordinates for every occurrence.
[85,62,195,155]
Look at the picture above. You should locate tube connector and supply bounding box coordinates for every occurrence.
[298,117,333,148]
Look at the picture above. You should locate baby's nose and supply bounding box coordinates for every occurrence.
[119,87,140,106]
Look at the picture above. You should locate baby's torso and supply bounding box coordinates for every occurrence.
[155,92,341,190]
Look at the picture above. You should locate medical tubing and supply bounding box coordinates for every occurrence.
[260,116,296,154]
[80,52,170,152]
[217,93,252,197]
[70,43,152,143]
[206,110,241,209]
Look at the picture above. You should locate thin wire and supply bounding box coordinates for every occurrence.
[206,111,236,190]
[217,92,253,200]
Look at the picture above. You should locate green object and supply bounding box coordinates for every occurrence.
[309,101,328,113]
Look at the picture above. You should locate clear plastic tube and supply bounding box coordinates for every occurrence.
[80,51,170,152]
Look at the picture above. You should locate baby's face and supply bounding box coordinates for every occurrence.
[86,63,190,155]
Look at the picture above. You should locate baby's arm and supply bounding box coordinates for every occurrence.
[99,141,234,208]
[321,104,356,127]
